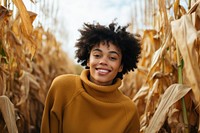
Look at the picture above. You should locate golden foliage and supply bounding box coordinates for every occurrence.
[0,2,75,133]
[120,0,200,132]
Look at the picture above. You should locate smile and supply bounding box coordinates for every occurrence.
[96,68,111,74]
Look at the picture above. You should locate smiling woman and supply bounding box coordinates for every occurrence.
[41,22,141,133]
[87,42,123,86]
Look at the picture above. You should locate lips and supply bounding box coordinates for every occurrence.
[96,68,111,74]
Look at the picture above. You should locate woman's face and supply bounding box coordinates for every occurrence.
[87,42,123,86]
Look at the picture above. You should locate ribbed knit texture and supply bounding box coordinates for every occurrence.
[41,69,140,133]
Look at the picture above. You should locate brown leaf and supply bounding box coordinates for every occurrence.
[28,11,37,24]
[12,0,33,35]
[145,84,191,132]
[16,70,30,106]
[171,14,200,108]
[194,2,200,30]
[0,5,12,21]
[173,0,180,19]
[188,0,200,14]
[0,70,7,96]
[0,95,18,133]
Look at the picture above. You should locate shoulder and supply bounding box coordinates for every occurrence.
[49,74,82,97]
[51,73,84,89]
[46,74,84,107]
[52,74,78,86]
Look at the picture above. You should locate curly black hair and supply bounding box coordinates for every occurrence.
[75,22,141,79]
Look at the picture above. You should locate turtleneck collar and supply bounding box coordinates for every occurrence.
[80,69,123,102]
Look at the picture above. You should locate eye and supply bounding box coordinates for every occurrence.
[93,53,101,58]
[109,56,117,61]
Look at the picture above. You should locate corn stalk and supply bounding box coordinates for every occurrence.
[176,42,189,133]
[174,0,189,132]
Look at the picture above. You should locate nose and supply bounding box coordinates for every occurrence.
[99,56,107,65]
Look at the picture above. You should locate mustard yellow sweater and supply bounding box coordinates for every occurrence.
[41,69,140,133]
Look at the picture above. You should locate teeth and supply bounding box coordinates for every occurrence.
[98,69,109,73]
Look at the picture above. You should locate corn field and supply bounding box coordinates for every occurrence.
[0,0,200,133]
[0,0,75,132]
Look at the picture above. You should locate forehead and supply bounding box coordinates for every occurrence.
[91,41,121,53]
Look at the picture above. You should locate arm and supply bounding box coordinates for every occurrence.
[125,110,140,133]
[125,102,140,133]
[40,75,77,133]
[40,79,60,133]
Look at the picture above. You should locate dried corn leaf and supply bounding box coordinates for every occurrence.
[171,11,200,131]
[12,0,33,35]
[17,70,30,106]
[6,30,25,68]
[173,0,180,19]
[27,11,37,24]
[171,14,200,107]
[188,0,200,14]
[0,95,18,133]
[146,28,172,81]
[119,67,147,99]
[144,79,159,116]
[0,0,76,132]
[0,6,12,39]
[196,11,200,31]
[133,85,149,102]
[0,72,3,95]
[159,0,169,29]
[145,84,191,133]
[139,30,155,68]
[11,15,21,37]
[11,10,36,37]
[167,107,180,132]
[179,5,187,16]
[0,70,7,95]
[11,11,37,59]
[0,5,12,21]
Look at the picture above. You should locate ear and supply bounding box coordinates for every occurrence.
[87,60,90,67]
[118,64,123,72]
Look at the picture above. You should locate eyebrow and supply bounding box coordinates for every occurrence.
[92,48,121,56]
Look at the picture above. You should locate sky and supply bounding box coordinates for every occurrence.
[24,0,144,62]
[57,0,143,61]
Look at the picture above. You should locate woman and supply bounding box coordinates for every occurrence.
[41,22,141,133]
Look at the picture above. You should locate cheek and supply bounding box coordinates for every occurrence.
[87,57,95,67]
[88,56,97,65]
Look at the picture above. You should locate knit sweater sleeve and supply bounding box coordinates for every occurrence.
[40,74,78,133]
[125,101,140,133]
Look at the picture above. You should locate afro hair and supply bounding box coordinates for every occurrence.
[75,22,141,79]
